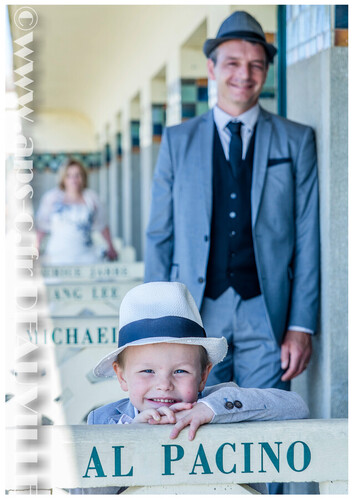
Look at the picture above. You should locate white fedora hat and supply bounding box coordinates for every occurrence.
[94,281,228,378]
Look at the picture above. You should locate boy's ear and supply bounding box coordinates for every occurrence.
[113,363,129,392]
[198,363,213,392]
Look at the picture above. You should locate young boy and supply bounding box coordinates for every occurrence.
[91,280,308,428]
[74,281,309,494]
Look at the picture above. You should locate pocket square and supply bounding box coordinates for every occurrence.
[267,157,292,167]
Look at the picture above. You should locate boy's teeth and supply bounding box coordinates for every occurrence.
[152,398,174,403]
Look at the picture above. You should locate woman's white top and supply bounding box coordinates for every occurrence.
[36,188,107,265]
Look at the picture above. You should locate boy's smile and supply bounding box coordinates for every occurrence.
[113,343,211,412]
[145,397,181,407]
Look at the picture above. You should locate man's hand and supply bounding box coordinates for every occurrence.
[168,402,215,441]
[281,330,312,381]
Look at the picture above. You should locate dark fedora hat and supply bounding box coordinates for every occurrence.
[203,10,277,63]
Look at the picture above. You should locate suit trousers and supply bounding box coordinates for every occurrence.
[201,287,290,391]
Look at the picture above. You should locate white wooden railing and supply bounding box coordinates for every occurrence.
[44,282,139,316]
[39,262,144,316]
[39,261,144,284]
[6,419,348,494]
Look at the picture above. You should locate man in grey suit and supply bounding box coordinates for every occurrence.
[145,11,319,394]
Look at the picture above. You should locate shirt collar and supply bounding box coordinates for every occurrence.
[213,103,260,133]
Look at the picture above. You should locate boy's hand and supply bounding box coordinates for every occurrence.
[133,403,195,424]
[133,407,176,424]
[169,402,215,441]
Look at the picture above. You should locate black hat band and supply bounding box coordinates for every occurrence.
[217,30,266,43]
[118,316,206,348]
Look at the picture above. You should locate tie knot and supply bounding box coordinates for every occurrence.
[226,121,242,136]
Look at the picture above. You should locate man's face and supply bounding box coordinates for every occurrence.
[113,343,211,412]
[207,39,268,116]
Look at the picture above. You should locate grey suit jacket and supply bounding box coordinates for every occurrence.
[87,382,309,424]
[145,107,320,342]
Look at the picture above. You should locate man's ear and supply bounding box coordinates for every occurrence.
[199,363,213,392]
[207,58,216,81]
[262,64,269,86]
[113,363,128,392]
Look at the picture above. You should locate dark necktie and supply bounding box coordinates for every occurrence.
[226,121,243,179]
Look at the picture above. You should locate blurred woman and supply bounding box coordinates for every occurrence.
[36,159,118,265]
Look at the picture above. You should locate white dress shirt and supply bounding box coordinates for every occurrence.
[213,103,260,160]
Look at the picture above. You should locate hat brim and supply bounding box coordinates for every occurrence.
[203,36,277,63]
[94,336,228,378]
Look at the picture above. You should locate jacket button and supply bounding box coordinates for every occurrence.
[198,277,204,283]
[225,401,234,410]
[234,400,243,409]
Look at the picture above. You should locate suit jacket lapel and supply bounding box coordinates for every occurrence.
[197,110,214,222]
[251,108,272,225]
[116,398,135,416]
[107,398,136,423]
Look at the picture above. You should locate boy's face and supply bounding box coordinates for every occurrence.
[113,343,212,412]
